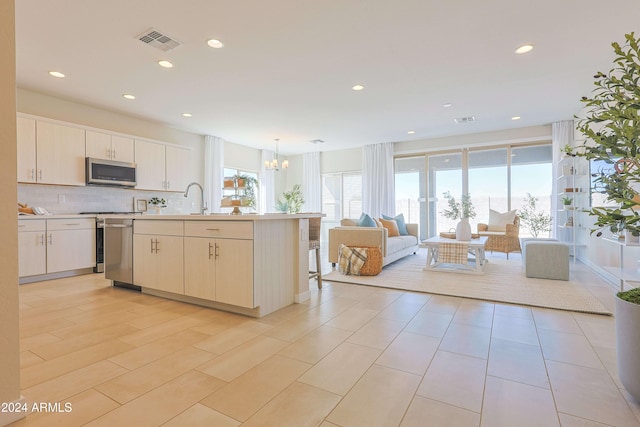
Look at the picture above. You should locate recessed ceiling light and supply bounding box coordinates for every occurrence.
[182,113,192,118]
[48,71,65,78]
[158,60,174,68]
[207,39,224,48]
[515,44,534,54]
[122,94,136,100]
[407,130,415,135]
[443,103,453,108]
[511,116,521,120]
[352,84,364,91]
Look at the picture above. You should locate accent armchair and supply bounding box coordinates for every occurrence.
[477,215,521,259]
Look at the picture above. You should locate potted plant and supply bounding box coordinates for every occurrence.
[574,32,640,401]
[441,191,476,240]
[519,193,552,238]
[562,196,573,209]
[276,184,304,214]
[148,197,166,214]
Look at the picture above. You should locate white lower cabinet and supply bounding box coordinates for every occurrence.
[184,237,254,308]
[18,218,96,278]
[18,220,46,277]
[133,221,184,294]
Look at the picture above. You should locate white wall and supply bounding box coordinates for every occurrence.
[0,2,22,425]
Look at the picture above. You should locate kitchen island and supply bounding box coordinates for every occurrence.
[113,213,322,318]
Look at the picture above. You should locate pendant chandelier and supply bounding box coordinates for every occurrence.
[265,138,289,171]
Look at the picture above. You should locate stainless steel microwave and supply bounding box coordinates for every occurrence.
[86,157,136,187]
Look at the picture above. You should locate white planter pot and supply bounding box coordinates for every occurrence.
[148,206,163,215]
[615,294,640,401]
[625,230,639,244]
[455,218,472,241]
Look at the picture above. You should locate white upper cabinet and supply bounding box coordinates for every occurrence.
[135,139,166,191]
[35,121,86,186]
[165,145,190,191]
[17,116,37,183]
[86,130,134,163]
[135,140,190,191]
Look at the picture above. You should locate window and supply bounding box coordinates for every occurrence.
[223,167,259,212]
[322,172,362,227]
[395,156,426,240]
[405,143,552,239]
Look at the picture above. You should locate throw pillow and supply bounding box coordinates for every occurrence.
[487,209,517,232]
[379,218,400,237]
[373,218,383,228]
[341,218,357,226]
[383,213,409,235]
[357,212,377,227]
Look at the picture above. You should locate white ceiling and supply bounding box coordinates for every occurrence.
[14,0,640,155]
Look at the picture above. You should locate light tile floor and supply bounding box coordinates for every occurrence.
[9,252,640,427]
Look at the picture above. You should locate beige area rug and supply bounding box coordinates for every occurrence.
[324,252,612,315]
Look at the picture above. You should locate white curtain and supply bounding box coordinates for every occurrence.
[204,135,224,214]
[362,142,395,218]
[260,150,276,213]
[302,152,321,212]
[552,120,574,238]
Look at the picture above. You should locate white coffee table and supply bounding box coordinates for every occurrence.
[420,236,488,274]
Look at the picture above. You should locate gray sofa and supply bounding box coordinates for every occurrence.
[328,218,419,267]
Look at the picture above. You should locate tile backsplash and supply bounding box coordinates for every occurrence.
[18,184,197,214]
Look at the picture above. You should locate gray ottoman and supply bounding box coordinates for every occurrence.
[521,238,570,280]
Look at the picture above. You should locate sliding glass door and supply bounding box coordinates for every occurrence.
[395,157,426,240]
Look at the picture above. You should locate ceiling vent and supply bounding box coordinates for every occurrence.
[454,116,476,124]
[310,139,325,144]
[136,28,181,52]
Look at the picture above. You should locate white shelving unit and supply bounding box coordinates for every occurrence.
[556,154,588,258]
[602,237,640,291]
[221,178,249,215]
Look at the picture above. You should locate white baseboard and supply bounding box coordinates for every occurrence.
[0,396,26,426]
[295,290,310,303]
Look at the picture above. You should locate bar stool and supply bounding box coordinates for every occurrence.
[309,216,323,289]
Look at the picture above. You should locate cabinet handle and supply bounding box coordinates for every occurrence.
[208,242,213,260]
[65,223,81,226]
[38,169,43,180]
[48,234,52,245]
[40,234,44,245]
[167,180,170,189]
[155,239,159,253]
[18,224,25,228]
[215,243,219,260]
[150,238,155,253]
[206,228,220,231]
[107,148,111,158]
[31,168,35,180]
[112,148,116,159]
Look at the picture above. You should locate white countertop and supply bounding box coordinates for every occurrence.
[18,213,324,221]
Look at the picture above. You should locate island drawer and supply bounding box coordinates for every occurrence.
[184,221,253,239]
[134,220,184,236]
[18,220,46,232]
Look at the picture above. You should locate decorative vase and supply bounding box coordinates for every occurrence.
[455,217,472,241]
[615,295,640,401]
[149,206,163,215]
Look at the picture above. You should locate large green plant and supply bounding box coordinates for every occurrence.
[519,193,552,238]
[276,184,304,214]
[441,192,476,220]
[233,174,258,209]
[575,32,640,239]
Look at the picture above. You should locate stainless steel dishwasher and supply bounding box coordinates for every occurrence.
[104,218,139,290]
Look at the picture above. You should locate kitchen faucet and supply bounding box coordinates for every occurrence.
[184,182,208,215]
